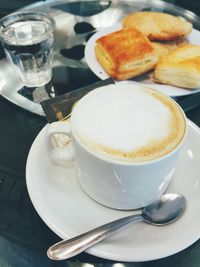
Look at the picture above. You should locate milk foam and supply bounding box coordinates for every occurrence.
[72,84,185,161]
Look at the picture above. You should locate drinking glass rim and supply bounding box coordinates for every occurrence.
[0,11,55,38]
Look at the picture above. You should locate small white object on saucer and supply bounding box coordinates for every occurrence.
[85,23,200,97]
[26,120,200,262]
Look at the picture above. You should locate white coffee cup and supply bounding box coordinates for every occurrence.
[46,84,187,210]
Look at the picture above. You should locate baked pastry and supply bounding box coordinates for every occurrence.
[95,27,157,80]
[122,12,193,41]
[153,44,200,89]
[152,39,188,59]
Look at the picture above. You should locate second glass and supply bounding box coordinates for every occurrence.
[0,12,55,87]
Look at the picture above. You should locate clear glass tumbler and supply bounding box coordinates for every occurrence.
[0,12,55,87]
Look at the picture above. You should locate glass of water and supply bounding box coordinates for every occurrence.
[0,12,55,87]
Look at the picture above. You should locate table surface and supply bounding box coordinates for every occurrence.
[0,1,200,266]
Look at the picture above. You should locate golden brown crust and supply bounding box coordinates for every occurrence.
[95,27,157,80]
[122,12,193,41]
[153,44,200,89]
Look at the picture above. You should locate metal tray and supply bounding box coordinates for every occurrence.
[0,0,200,116]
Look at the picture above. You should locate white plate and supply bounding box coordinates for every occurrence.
[85,23,200,97]
[26,120,200,262]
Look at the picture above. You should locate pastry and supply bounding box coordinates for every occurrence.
[153,44,200,89]
[122,12,193,41]
[95,27,157,80]
[152,39,188,59]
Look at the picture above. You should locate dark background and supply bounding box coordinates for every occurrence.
[0,0,200,17]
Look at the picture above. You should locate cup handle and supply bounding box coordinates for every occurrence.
[46,121,74,167]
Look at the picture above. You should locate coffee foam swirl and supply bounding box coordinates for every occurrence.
[72,84,185,162]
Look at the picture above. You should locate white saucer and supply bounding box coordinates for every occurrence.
[85,23,200,97]
[26,120,200,262]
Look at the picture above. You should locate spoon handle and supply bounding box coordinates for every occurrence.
[47,213,143,260]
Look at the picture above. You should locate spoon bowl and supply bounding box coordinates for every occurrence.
[47,193,186,261]
[143,193,186,225]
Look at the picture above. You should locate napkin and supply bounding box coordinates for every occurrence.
[41,78,114,123]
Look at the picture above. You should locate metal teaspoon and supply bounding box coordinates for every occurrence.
[47,193,186,260]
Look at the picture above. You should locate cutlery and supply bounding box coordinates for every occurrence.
[47,193,186,260]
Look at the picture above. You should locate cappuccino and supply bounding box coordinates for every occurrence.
[71,84,186,162]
